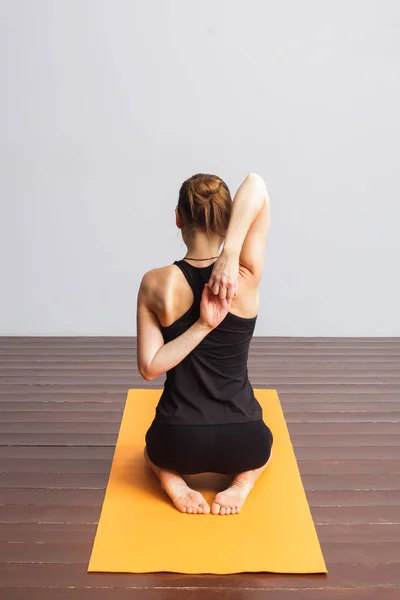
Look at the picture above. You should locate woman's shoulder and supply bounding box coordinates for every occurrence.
[140,264,180,288]
[139,264,185,304]
[139,264,191,318]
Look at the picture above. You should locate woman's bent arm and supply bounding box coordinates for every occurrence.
[137,276,231,381]
[137,301,212,381]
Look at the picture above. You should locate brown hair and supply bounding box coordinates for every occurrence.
[177,174,232,238]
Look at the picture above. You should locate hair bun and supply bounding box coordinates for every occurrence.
[189,176,221,205]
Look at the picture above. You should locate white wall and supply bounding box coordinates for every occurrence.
[1,0,399,336]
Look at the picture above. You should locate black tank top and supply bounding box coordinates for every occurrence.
[154,260,262,425]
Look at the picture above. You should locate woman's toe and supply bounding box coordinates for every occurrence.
[211,502,220,515]
[202,503,211,515]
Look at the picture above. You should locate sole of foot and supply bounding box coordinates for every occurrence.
[211,454,272,516]
[211,481,252,515]
[161,474,210,515]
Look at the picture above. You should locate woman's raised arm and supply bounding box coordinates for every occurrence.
[208,173,270,298]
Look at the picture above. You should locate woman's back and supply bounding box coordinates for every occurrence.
[153,259,262,424]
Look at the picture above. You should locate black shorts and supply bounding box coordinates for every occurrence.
[145,419,273,475]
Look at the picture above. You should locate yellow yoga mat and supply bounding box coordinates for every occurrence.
[88,389,327,575]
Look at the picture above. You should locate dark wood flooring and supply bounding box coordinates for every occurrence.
[0,337,399,599]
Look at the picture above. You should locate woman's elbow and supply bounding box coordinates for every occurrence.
[139,368,153,381]
[246,173,269,200]
[246,172,265,186]
[138,365,158,382]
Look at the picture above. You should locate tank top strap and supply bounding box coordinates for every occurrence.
[173,260,208,299]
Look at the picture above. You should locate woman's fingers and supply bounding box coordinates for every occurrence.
[208,275,238,299]
[209,273,239,299]
[225,282,234,301]
[212,280,220,296]
[222,297,232,311]
[208,274,225,297]
[218,276,227,299]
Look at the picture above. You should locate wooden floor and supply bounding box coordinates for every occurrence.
[1,337,399,599]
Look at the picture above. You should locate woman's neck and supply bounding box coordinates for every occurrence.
[184,232,221,261]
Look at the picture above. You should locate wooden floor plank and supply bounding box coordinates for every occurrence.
[2,471,400,490]
[4,420,400,434]
[0,407,126,416]
[1,337,399,345]
[2,347,400,357]
[1,488,400,512]
[2,445,400,460]
[3,353,400,363]
[297,460,400,475]
[2,421,400,435]
[2,392,400,403]
[2,405,400,418]
[0,447,116,459]
[2,457,400,475]
[2,504,399,525]
[2,540,400,565]
[0,562,399,588]
[0,522,97,542]
[1,432,400,447]
[295,447,400,459]
[2,522,399,544]
[4,360,400,370]
[2,589,400,600]
[5,366,400,377]
[0,458,114,473]
[0,505,101,522]
[2,487,399,507]
[3,383,400,394]
[0,472,110,488]
[4,374,400,385]
[4,587,398,600]
[0,335,398,343]
[310,506,400,524]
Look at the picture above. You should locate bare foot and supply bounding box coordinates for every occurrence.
[160,470,210,515]
[144,448,210,514]
[211,454,272,516]
[211,475,252,515]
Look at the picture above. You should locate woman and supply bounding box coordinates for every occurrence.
[137,172,273,516]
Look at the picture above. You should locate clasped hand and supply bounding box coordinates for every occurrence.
[198,250,239,330]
